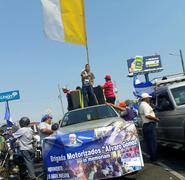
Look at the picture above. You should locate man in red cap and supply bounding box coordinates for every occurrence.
[102,75,116,104]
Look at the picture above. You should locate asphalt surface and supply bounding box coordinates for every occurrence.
[157,145,185,178]
[134,141,185,180]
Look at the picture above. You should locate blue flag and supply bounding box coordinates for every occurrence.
[4,101,13,127]
[133,74,154,98]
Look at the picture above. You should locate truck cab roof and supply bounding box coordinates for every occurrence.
[154,73,185,87]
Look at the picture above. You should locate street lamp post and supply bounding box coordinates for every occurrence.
[169,49,185,75]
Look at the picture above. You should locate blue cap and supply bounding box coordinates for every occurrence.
[41,114,53,122]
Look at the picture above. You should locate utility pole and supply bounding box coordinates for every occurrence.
[179,49,185,75]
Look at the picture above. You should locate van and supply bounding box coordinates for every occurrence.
[154,74,185,148]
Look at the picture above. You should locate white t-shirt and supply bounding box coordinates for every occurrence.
[139,101,156,124]
[39,122,52,142]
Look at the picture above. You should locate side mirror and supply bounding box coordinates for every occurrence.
[51,123,59,131]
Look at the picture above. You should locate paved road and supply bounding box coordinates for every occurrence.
[157,145,185,177]
[137,141,185,180]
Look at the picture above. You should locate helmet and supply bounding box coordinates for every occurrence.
[119,101,126,108]
[19,117,30,127]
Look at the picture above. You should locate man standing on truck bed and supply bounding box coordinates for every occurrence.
[139,92,159,163]
[81,64,98,107]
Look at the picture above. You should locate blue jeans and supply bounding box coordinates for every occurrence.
[82,85,98,107]
[143,122,158,161]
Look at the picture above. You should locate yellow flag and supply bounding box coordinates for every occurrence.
[41,0,87,45]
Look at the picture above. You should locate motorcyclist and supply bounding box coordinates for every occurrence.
[13,117,37,180]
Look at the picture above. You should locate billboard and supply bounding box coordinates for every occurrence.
[43,122,144,180]
[127,55,163,76]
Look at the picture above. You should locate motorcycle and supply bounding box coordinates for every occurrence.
[0,132,28,180]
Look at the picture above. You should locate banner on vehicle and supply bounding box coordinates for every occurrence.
[127,55,163,76]
[43,122,144,180]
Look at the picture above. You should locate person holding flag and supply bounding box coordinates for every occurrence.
[81,64,98,106]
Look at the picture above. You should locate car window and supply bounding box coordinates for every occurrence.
[156,93,174,111]
[171,86,185,106]
[61,105,118,127]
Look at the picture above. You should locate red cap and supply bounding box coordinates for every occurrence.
[119,101,126,108]
[105,75,111,80]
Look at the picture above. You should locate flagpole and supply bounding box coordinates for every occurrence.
[84,12,90,65]
[85,44,90,65]
[82,0,90,65]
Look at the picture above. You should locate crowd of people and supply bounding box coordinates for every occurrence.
[0,114,54,180]
[0,63,160,179]
[60,63,160,167]
[62,64,159,164]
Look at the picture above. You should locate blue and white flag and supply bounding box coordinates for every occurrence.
[4,101,13,127]
[133,74,154,98]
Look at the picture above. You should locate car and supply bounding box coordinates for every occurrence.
[42,104,144,180]
[60,104,124,134]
